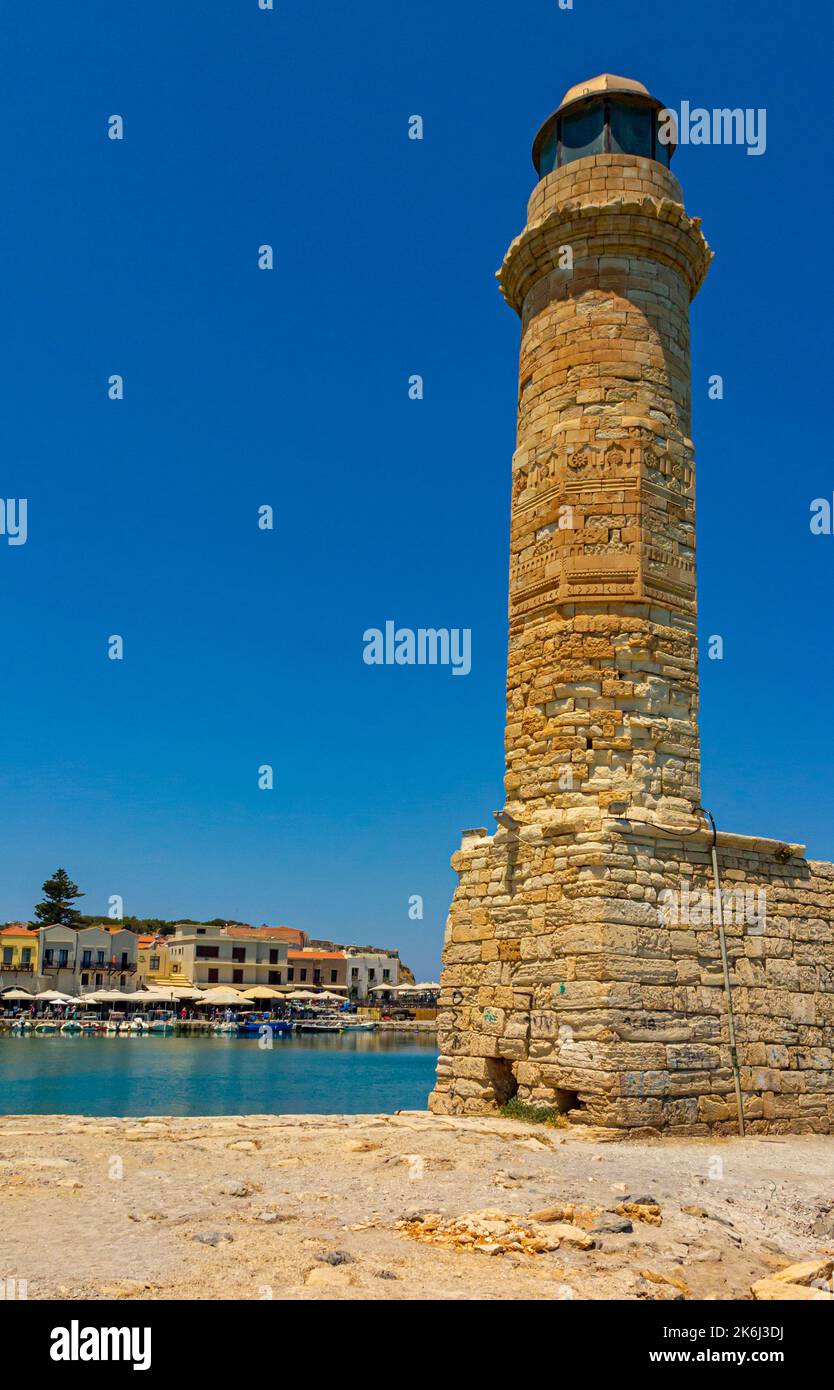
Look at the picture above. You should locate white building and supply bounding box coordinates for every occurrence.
[39,925,138,994]
[345,950,399,1003]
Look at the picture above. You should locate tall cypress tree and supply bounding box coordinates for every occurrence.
[33,868,85,926]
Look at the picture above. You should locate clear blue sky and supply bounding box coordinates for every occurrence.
[1,1,831,978]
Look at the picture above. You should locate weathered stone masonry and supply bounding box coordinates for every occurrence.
[429,76,834,1135]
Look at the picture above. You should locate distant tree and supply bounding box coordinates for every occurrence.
[33,868,85,926]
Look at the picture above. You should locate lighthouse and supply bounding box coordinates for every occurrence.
[430,77,834,1137]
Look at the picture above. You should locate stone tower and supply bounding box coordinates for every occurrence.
[430,76,834,1136]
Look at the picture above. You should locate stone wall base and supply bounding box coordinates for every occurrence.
[428,818,834,1136]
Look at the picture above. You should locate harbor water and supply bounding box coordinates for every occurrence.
[0,1031,438,1117]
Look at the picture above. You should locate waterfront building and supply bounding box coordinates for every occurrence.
[0,924,39,989]
[39,924,138,993]
[286,948,347,993]
[163,923,290,990]
[344,949,400,1003]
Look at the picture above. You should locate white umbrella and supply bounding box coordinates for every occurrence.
[196,987,251,1006]
[2,988,33,1000]
[35,989,73,1002]
[242,985,282,1000]
[145,985,204,1001]
[286,989,318,1000]
[81,989,131,1004]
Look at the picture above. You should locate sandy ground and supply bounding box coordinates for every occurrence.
[1,1112,832,1301]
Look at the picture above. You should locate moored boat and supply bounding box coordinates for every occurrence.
[294,1016,344,1033]
[147,1009,175,1033]
[237,1012,292,1037]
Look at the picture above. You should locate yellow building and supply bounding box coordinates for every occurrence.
[136,935,177,986]
[0,923,40,981]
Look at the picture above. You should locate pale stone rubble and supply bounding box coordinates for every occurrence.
[430,125,834,1133]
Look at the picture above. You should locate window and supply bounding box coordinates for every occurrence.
[196,945,220,959]
[81,973,89,986]
[150,955,160,970]
[21,949,31,966]
[120,952,128,966]
[610,101,653,159]
[82,950,92,967]
[95,974,103,987]
[299,969,307,982]
[287,968,294,982]
[561,102,604,163]
[232,969,243,984]
[383,969,390,982]
[44,949,54,966]
[351,967,359,981]
[368,969,376,981]
[208,968,219,984]
[535,97,671,177]
[197,928,206,935]
[232,947,245,963]
[58,949,69,967]
[172,963,181,974]
[268,970,281,985]
[269,949,279,964]
[96,950,105,965]
[2,948,12,965]
[330,969,337,983]
[313,970,321,984]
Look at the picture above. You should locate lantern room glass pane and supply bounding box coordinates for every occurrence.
[561,103,604,164]
[610,102,653,158]
[539,124,559,177]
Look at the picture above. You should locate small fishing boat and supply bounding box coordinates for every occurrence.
[147,1009,175,1034]
[78,1014,100,1034]
[294,1016,344,1034]
[60,1019,82,1035]
[127,1016,148,1034]
[213,1019,239,1035]
[236,1012,293,1037]
[340,1018,377,1032]
[10,1017,33,1035]
[35,1019,59,1034]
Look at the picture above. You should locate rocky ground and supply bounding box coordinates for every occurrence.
[1,1112,833,1301]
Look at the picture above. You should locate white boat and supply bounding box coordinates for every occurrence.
[294,1016,344,1033]
[35,1019,59,1034]
[147,1010,175,1033]
[60,1020,82,1035]
[127,1016,148,1034]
